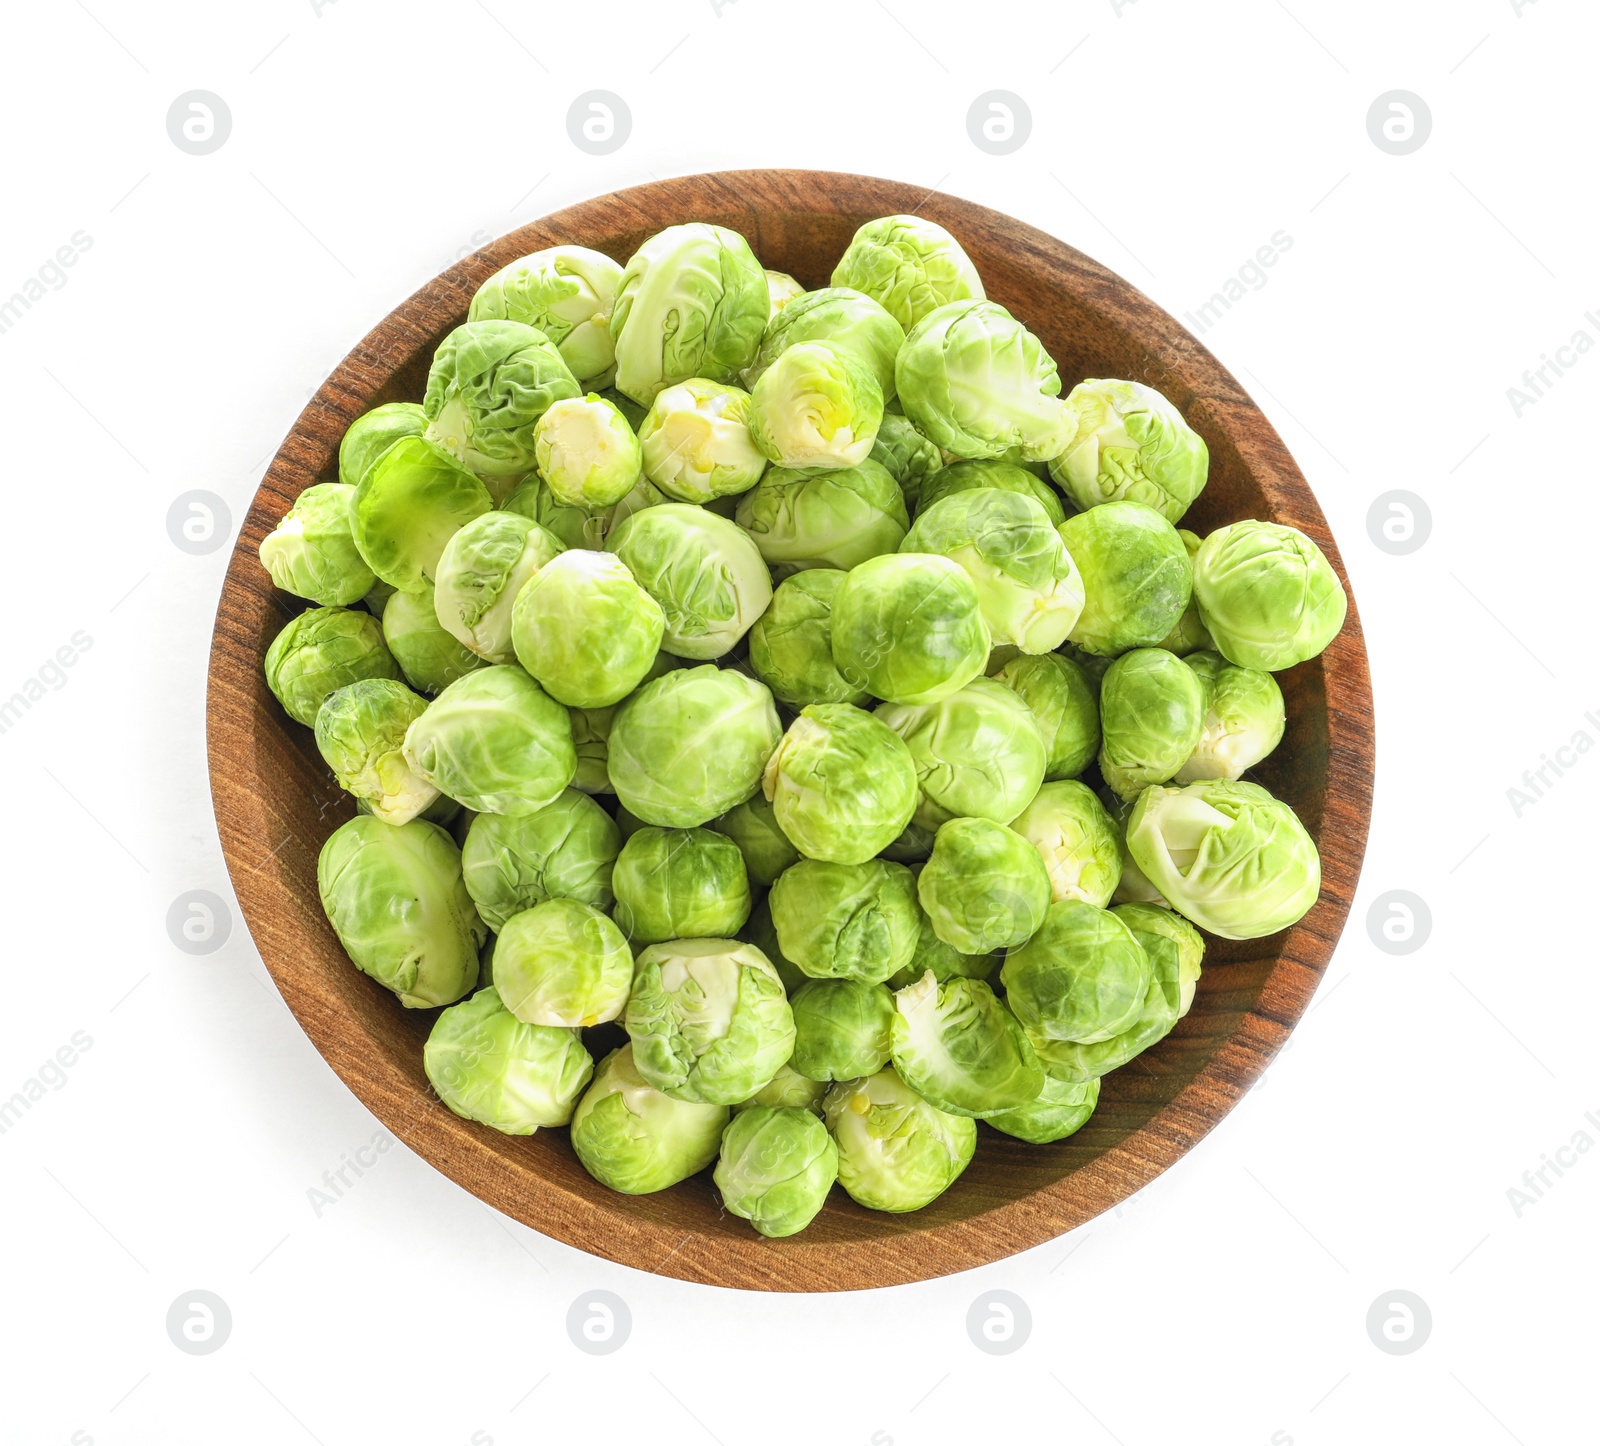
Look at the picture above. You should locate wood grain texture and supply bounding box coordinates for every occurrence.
[206,170,1374,1291]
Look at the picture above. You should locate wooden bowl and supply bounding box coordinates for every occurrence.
[207,170,1373,1290]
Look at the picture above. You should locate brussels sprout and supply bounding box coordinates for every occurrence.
[260,483,376,607]
[265,605,400,726]
[897,301,1070,463]
[715,1105,838,1237]
[1192,520,1348,671]
[625,938,795,1104]
[571,1044,730,1194]
[468,245,624,384]
[829,215,984,332]
[748,341,884,470]
[610,223,769,405]
[886,903,997,990]
[382,583,490,694]
[422,320,581,479]
[764,270,806,315]
[710,794,801,887]
[916,457,1066,527]
[769,858,919,983]
[870,412,943,510]
[1097,647,1207,801]
[1050,379,1209,521]
[830,553,990,706]
[612,826,752,945]
[533,393,643,509]
[823,1066,976,1212]
[607,664,781,827]
[1000,899,1150,1044]
[1009,781,1122,907]
[1156,528,1214,656]
[493,898,633,1027]
[338,401,427,490]
[1126,779,1320,938]
[746,286,906,403]
[890,972,1042,1117]
[502,476,604,551]
[433,511,565,665]
[918,817,1052,954]
[637,378,767,503]
[739,893,808,994]
[901,490,1083,654]
[351,436,494,592]
[402,665,575,815]
[460,789,620,930]
[876,677,1046,829]
[424,987,592,1134]
[734,1063,829,1115]
[1175,652,1285,783]
[747,569,870,709]
[983,1073,1100,1143]
[762,704,919,864]
[1060,500,1192,657]
[314,678,437,824]
[606,504,772,659]
[317,815,484,1008]
[879,819,938,864]
[790,979,896,1082]
[993,652,1100,781]
[736,460,908,572]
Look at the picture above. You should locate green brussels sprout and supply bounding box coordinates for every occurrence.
[917,817,1052,954]
[790,979,896,1082]
[501,476,604,550]
[830,553,990,706]
[468,245,624,384]
[983,1073,1100,1143]
[1000,899,1150,1044]
[338,401,427,490]
[829,215,984,332]
[748,340,884,470]
[1126,779,1320,939]
[432,511,565,665]
[734,1063,829,1115]
[762,703,919,864]
[1103,789,1169,907]
[351,436,494,592]
[764,269,806,315]
[402,665,575,815]
[381,583,490,694]
[265,605,400,726]
[637,378,767,503]
[259,483,376,607]
[314,678,438,824]
[317,815,484,1008]
[916,457,1066,527]
[460,789,620,930]
[1175,652,1285,783]
[879,819,938,864]
[606,504,772,659]
[993,651,1100,781]
[710,793,800,887]
[570,1044,730,1194]
[896,301,1070,463]
[1097,647,1207,801]
[612,826,752,945]
[746,286,906,403]
[890,972,1043,1116]
[607,664,781,827]
[1060,500,1192,657]
[423,987,592,1134]
[886,903,997,990]
[1156,528,1214,656]
[735,460,908,572]
[1049,379,1209,522]
[533,393,643,509]
[492,898,633,1027]
[1192,520,1348,671]
[747,569,870,709]
[1009,780,1123,906]
[510,549,665,708]
[870,412,943,511]
[901,490,1083,653]
[823,1066,976,1212]
[715,1105,839,1237]
[422,320,581,479]
[625,937,795,1104]
[769,858,919,983]
[739,893,808,994]
[610,223,768,405]
[876,676,1046,829]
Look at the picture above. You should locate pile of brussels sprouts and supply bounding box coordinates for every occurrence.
[258,214,1347,1238]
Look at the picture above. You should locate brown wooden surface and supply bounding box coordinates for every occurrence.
[206,169,1374,1291]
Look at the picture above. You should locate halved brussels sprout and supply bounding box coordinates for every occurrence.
[637,378,767,503]
[260,483,375,607]
[351,436,493,592]
[830,215,984,332]
[1098,647,1207,801]
[1001,899,1151,1045]
[748,341,884,470]
[533,393,643,509]
[1192,520,1348,671]
[493,898,633,1027]
[433,511,564,665]
[1050,379,1209,521]
[460,789,619,930]
[1009,781,1123,906]
[769,857,919,984]
[870,412,943,510]
[747,569,870,709]
[735,460,908,572]
[1175,652,1285,782]
[746,286,906,403]
[314,678,437,824]
[711,793,800,887]
[382,583,489,695]
[890,972,1043,1116]
[983,1073,1100,1143]
[338,401,427,490]
[734,1063,829,1115]
[823,1066,976,1212]
[993,651,1100,781]
[918,817,1052,953]
[468,245,624,384]
[790,978,896,1082]
[1060,500,1192,657]
[916,456,1066,527]
[764,270,806,316]
[715,1105,839,1237]
[611,826,752,945]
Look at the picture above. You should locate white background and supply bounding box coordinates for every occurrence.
[2,1,1595,1442]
